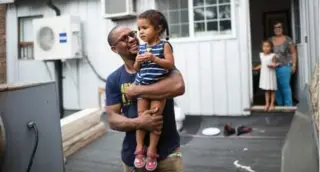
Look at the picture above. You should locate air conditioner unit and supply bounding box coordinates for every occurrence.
[102,0,136,20]
[32,15,83,61]
[0,0,15,4]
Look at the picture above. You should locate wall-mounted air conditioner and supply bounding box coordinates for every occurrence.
[101,0,136,20]
[32,15,83,61]
[0,0,15,4]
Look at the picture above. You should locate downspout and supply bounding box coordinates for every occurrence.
[47,0,64,119]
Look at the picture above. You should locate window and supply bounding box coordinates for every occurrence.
[157,0,190,38]
[18,15,42,60]
[157,0,233,39]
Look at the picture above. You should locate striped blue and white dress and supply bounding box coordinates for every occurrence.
[134,40,170,85]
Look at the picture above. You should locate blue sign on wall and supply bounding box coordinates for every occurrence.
[59,32,67,43]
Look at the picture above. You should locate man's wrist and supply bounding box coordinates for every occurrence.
[131,117,142,130]
[133,85,144,96]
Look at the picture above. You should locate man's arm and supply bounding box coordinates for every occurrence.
[105,104,139,131]
[105,105,162,132]
[105,72,163,132]
[126,69,185,100]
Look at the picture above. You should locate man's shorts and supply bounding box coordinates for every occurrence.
[123,150,183,172]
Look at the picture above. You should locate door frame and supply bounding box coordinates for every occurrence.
[246,0,300,109]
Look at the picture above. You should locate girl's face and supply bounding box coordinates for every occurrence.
[262,42,272,54]
[137,18,160,43]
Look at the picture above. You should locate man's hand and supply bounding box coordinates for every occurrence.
[137,108,163,133]
[125,84,139,100]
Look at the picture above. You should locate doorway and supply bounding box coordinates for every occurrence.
[249,0,299,107]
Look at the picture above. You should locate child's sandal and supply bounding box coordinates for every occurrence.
[134,148,146,168]
[145,152,159,171]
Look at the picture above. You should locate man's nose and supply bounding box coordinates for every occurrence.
[128,36,135,43]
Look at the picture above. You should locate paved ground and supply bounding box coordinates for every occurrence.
[64,113,293,172]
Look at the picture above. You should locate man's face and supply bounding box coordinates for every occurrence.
[111,27,139,60]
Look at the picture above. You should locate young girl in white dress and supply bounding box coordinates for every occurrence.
[253,40,279,111]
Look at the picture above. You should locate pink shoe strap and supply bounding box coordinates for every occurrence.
[147,152,159,159]
[134,148,145,155]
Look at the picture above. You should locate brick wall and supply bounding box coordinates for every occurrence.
[0,4,6,84]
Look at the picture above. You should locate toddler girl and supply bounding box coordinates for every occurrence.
[133,9,174,171]
[253,40,279,111]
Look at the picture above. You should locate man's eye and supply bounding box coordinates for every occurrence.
[120,36,127,41]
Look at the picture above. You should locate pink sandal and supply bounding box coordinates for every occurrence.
[134,148,146,168]
[145,152,159,171]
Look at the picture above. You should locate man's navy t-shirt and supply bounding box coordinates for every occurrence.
[105,65,180,167]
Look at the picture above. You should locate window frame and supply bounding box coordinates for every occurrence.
[155,0,237,43]
[18,15,43,60]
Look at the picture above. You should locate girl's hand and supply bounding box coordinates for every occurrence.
[267,64,274,68]
[267,64,276,68]
[268,63,280,68]
[252,66,260,71]
[143,52,156,62]
[136,55,145,64]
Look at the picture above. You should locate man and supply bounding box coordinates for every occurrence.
[105,25,185,172]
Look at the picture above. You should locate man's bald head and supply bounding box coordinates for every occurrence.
[107,26,139,60]
[107,25,121,46]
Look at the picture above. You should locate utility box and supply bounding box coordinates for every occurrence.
[0,82,65,172]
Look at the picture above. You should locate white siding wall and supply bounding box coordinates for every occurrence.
[6,0,251,116]
[172,39,250,116]
[297,0,319,87]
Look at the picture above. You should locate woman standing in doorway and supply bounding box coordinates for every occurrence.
[269,21,297,106]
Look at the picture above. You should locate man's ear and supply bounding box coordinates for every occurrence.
[111,46,118,53]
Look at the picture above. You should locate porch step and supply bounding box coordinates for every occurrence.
[244,106,297,112]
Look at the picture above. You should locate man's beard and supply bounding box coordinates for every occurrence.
[127,53,137,61]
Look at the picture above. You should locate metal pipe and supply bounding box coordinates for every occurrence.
[47,0,64,118]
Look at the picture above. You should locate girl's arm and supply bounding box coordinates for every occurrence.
[267,56,279,68]
[133,55,143,72]
[271,56,280,67]
[153,43,174,69]
[253,65,261,71]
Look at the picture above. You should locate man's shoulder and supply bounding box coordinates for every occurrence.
[106,65,125,83]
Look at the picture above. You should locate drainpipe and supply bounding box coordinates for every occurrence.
[47,0,64,119]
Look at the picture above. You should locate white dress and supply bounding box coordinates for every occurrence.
[259,53,277,90]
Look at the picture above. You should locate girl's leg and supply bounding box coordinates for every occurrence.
[146,99,166,171]
[135,98,150,168]
[136,98,150,150]
[264,91,270,111]
[269,91,276,111]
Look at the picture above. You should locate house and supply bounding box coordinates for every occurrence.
[3,0,319,116]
